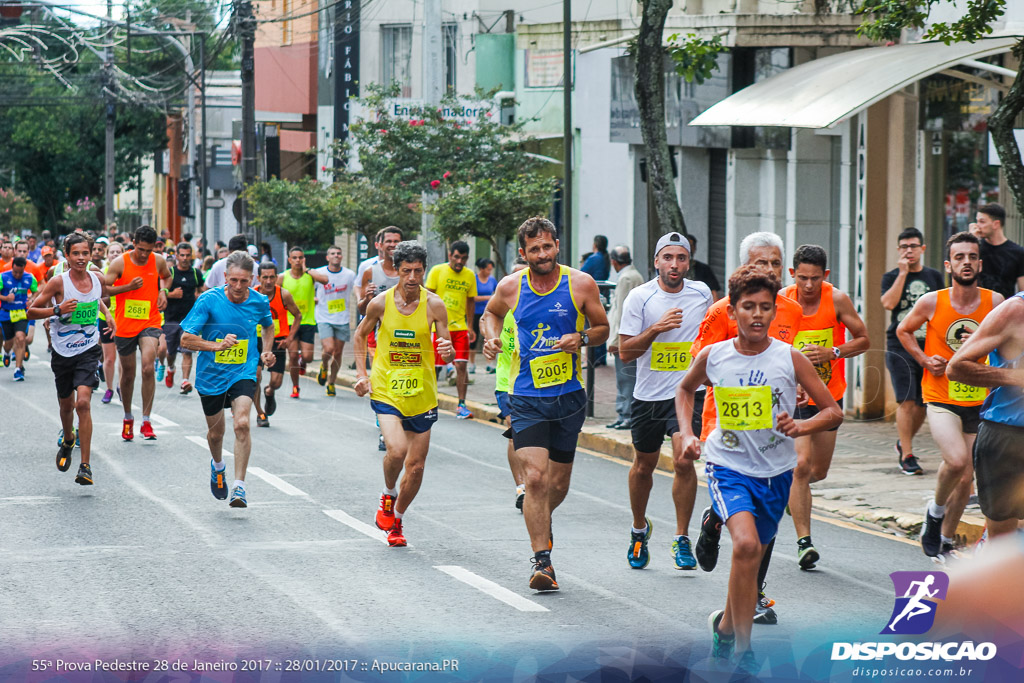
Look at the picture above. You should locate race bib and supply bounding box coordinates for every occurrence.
[257,319,282,337]
[651,342,692,372]
[68,300,97,326]
[9,308,26,323]
[948,380,986,403]
[794,328,834,353]
[715,386,773,431]
[327,297,347,314]
[530,352,572,389]
[124,299,151,320]
[214,338,248,365]
[389,368,424,397]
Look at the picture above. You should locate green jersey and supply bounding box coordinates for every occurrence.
[495,311,516,393]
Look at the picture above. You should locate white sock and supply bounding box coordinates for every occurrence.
[212,460,226,472]
[124,412,133,421]
[929,500,946,518]
[395,510,404,520]
[384,486,398,497]
[233,479,245,490]
[632,525,648,535]
[143,415,151,424]
[940,535,954,545]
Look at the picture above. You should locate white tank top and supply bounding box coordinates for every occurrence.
[51,271,101,357]
[702,337,798,478]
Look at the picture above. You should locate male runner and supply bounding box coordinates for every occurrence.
[11,240,47,363]
[313,245,355,396]
[494,259,528,510]
[0,239,13,271]
[27,234,111,485]
[103,225,172,441]
[677,264,841,667]
[354,229,384,302]
[253,261,301,428]
[162,241,205,393]
[426,240,477,418]
[617,232,711,570]
[482,216,610,591]
[897,232,1000,558]
[1,256,38,380]
[98,241,123,403]
[781,245,869,569]
[691,231,803,624]
[279,246,322,398]
[354,241,453,547]
[180,251,276,508]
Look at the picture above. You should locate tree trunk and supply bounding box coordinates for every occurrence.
[634,0,686,237]
[486,235,507,276]
[988,41,1024,220]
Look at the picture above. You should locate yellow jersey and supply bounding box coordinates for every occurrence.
[370,287,438,416]
[425,263,477,332]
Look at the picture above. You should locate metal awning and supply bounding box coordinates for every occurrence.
[690,35,1021,129]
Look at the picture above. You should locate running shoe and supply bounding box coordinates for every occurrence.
[74,463,93,486]
[486,365,495,374]
[13,367,24,381]
[708,610,734,660]
[695,506,721,572]
[529,558,559,591]
[456,404,473,419]
[899,453,924,476]
[736,650,759,675]
[180,380,193,395]
[2,352,8,367]
[627,517,653,569]
[515,486,525,512]
[140,421,156,440]
[797,537,819,570]
[753,585,777,625]
[378,434,386,452]
[317,362,327,386]
[210,461,228,500]
[121,418,134,441]
[165,367,175,388]
[56,432,74,472]
[257,413,270,428]
[933,542,957,565]
[26,347,31,360]
[298,356,306,376]
[375,493,396,531]
[672,536,697,570]
[387,519,407,547]
[921,503,944,557]
[326,384,336,397]
[101,389,114,404]
[97,363,104,383]
[894,439,903,458]
[229,484,247,508]
[290,386,300,399]
[155,362,165,382]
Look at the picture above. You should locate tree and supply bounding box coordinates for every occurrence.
[244,178,344,248]
[332,175,420,242]
[0,187,38,234]
[858,1,1024,217]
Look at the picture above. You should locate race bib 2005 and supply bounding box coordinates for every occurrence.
[650,342,692,372]
[529,352,572,389]
[715,386,773,431]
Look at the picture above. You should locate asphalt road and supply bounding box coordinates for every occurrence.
[0,339,943,680]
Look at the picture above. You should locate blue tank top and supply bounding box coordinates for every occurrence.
[510,265,584,397]
[981,292,1024,427]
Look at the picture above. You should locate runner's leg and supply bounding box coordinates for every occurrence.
[628,449,661,529]
[229,395,253,482]
[719,510,764,654]
[671,432,697,536]
[102,342,117,392]
[119,348,137,413]
[380,415,410,490]
[204,409,226,465]
[790,430,838,538]
[394,430,431,516]
[138,335,158,419]
[455,360,468,403]
[330,340,344,384]
[74,384,92,465]
[521,446,555,551]
[288,338,301,390]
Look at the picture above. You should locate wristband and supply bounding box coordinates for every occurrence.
[833,346,841,360]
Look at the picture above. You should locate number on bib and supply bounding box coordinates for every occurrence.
[124,299,151,320]
[948,380,986,403]
[794,328,834,353]
[327,297,347,314]
[715,386,773,431]
[651,342,693,372]
[214,338,248,365]
[390,368,423,397]
[529,352,572,389]
[68,300,97,326]
[9,308,26,323]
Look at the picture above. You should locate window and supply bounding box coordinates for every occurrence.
[281,0,292,45]
[443,23,457,93]
[382,24,413,98]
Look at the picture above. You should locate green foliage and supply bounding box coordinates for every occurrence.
[857,0,1007,45]
[244,178,344,249]
[666,33,726,84]
[331,175,420,241]
[0,188,38,235]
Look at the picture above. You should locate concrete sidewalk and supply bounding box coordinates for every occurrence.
[316,348,985,547]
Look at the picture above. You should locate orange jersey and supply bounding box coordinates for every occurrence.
[112,252,162,338]
[921,288,995,406]
[782,282,847,403]
[693,292,803,440]
[268,285,290,339]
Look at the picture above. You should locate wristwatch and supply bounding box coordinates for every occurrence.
[53,304,60,317]
[832,346,841,360]
[579,330,590,346]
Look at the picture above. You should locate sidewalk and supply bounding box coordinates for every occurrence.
[319,348,985,547]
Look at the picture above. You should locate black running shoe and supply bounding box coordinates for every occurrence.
[257,413,270,428]
[900,453,923,476]
[515,488,525,512]
[695,506,722,572]
[797,536,819,570]
[74,463,93,485]
[264,388,277,417]
[753,584,778,625]
[529,558,559,591]
[56,432,74,472]
[921,503,944,557]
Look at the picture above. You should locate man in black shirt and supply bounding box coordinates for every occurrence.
[685,234,721,300]
[881,227,945,476]
[162,241,206,394]
[971,203,1024,300]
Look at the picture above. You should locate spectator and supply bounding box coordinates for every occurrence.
[970,203,1024,299]
[201,255,215,273]
[606,245,643,429]
[260,241,277,265]
[685,234,721,300]
[26,235,40,262]
[880,227,945,475]
[582,235,611,365]
[471,257,497,373]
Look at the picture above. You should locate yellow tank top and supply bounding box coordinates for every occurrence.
[370,287,437,416]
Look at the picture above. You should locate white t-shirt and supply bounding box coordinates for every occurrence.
[205,257,258,288]
[618,278,712,402]
[313,265,356,325]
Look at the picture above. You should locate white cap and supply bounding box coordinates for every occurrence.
[246,244,258,257]
[654,232,690,257]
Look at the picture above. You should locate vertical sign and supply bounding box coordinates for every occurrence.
[335,0,360,151]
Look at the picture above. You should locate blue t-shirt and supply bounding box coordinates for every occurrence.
[581,252,610,281]
[181,286,272,395]
[474,274,497,314]
[0,270,38,321]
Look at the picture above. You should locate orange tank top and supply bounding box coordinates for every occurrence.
[113,252,162,338]
[783,282,847,403]
[921,288,994,406]
[269,285,290,339]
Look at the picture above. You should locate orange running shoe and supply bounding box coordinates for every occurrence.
[375,493,396,530]
[140,421,156,440]
[529,559,559,591]
[121,418,134,441]
[165,367,175,388]
[387,519,407,547]
[290,386,300,399]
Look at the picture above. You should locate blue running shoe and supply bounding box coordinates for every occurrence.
[627,516,653,569]
[74,428,80,448]
[456,404,473,419]
[672,535,697,570]
[229,484,247,508]
[156,362,165,382]
[709,610,735,660]
[13,367,24,381]
[210,461,228,500]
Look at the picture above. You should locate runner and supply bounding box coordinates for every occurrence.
[493,258,528,510]
[26,234,111,485]
[896,232,1000,558]
[676,263,841,667]
[354,241,453,547]
[253,261,301,428]
[426,240,477,419]
[98,241,123,403]
[161,241,205,394]
[691,231,803,624]
[180,251,276,507]
[781,245,869,569]
[482,216,610,591]
[313,245,356,396]
[103,226,172,441]
[1,256,38,380]
[354,229,384,302]
[617,232,712,570]
[0,239,13,271]
[279,246,319,399]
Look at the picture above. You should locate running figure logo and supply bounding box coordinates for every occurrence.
[881,571,949,635]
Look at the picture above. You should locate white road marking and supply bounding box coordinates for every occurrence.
[247,467,307,496]
[434,565,549,612]
[185,435,232,458]
[323,509,388,545]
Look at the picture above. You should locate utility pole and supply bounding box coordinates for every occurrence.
[200,33,208,251]
[237,0,258,246]
[421,0,444,265]
[104,0,115,231]
[562,0,572,266]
